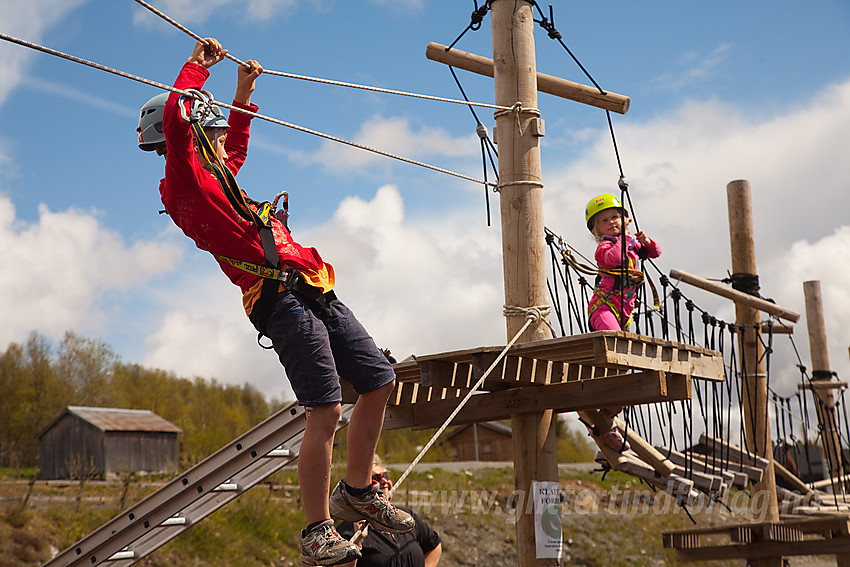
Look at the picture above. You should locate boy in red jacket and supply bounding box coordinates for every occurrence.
[137,38,412,566]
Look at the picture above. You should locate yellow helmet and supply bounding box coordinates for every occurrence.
[584,194,627,232]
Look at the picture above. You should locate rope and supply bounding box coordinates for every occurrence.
[388,304,550,497]
[494,180,545,192]
[0,32,494,188]
[131,0,510,112]
[493,101,541,139]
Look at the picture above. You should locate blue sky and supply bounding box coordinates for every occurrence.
[1,0,849,409]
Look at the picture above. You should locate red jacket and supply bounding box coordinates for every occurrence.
[160,63,334,306]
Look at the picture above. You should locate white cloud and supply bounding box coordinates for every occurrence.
[132,0,302,27]
[140,267,294,400]
[296,115,478,172]
[0,194,181,348]
[0,0,89,105]
[765,226,850,390]
[309,184,505,359]
[654,43,732,91]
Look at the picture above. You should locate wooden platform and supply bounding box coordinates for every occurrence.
[393,330,724,387]
[354,331,726,430]
[663,515,850,561]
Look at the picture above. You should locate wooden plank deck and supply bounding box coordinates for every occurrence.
[391,331,724,389]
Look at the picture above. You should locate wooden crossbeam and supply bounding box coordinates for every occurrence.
[425,42,630,114]
[382,370,690,430]
[798,380,849,391]
[780,514,850,536]
[670,268,800,323]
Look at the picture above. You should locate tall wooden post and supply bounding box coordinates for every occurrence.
[803,281,845,483]
[491,2,559,566]
[727,180,780,566]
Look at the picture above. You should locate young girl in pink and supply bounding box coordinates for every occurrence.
[583,194,661,451]
[585,194,661,332]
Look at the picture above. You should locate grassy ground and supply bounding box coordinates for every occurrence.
[0,466,834,567]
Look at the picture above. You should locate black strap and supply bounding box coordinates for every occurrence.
[251,224,282,343]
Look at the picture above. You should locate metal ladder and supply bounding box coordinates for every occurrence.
[44,402,354,567]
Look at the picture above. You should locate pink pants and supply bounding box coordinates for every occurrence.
[590,307,626,332]
[590,307,625,415]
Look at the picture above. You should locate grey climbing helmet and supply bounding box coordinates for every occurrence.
[137,92,168,151]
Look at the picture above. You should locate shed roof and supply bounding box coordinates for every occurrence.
[38,406,183,437]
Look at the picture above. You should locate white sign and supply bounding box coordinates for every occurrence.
[532,480,562,559]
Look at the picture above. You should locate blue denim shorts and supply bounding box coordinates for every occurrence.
[261,290,396,406]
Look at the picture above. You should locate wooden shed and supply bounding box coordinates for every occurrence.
[442,421,513,462]
[37,406,182,480]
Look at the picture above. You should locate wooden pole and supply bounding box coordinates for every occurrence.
[803,281,845,484]
[425,42,630,114]
[490,2,559,566]
[727,180,781,566]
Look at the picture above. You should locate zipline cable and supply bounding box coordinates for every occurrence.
[131,0,511,112]
[0,32,495,188]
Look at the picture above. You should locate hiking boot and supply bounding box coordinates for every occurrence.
[599,428,630,453]
[329,481,414,534]
[300,519,361,567]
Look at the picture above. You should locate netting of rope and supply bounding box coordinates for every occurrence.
[546,223,849,509]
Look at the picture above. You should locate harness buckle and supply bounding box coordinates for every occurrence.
[279,267,300,289]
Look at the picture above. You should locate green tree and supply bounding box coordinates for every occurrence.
[56,332,116,407]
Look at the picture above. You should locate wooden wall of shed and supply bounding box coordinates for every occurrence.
[38,414,105,480]
[448,425,514,462]
[103,431,179,478]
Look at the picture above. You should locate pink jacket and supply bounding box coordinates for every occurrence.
[588,234,661,324]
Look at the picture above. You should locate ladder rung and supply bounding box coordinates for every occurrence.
[268,448,295,458]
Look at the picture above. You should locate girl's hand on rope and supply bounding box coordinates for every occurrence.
[635,230,651,247]
[235,59,263,105]
[187,37,227,69]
